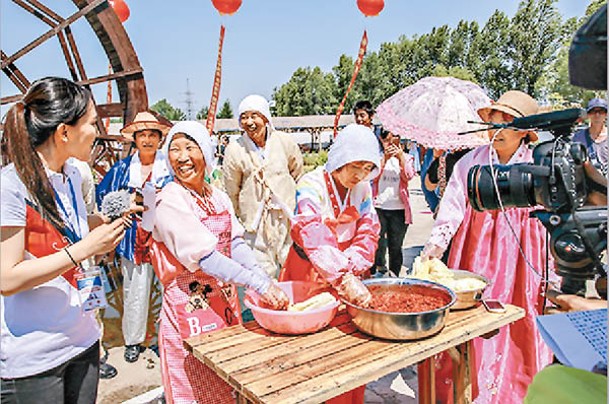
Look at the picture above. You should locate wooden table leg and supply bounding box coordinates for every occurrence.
[418,356,436,404]
[452,340,473,404]
[236,391,253,403]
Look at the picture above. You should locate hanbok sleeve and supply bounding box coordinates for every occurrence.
[427,154,470,252]
[286,137,304,182]
[222,143,243,218]
[216,189,267,279]
[290,173,359,284]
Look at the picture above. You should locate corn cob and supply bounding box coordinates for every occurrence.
[288,292,337,312]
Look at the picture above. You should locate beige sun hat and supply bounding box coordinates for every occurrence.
[477,90,540,141]
[120,111,172,141]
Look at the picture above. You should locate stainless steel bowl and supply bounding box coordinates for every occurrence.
[450,270,489,310]
[344,278,456,341]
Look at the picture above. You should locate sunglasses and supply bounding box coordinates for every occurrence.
[588,108,607,115]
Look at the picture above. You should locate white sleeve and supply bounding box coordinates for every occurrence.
[1,170,26,227]
[152,186,218,272]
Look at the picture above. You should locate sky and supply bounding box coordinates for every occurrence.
[1,1,590,118]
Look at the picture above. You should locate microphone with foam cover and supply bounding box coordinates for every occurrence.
[101,189,131,221]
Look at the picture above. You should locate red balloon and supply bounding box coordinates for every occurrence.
[357,0,384,17]
[109,0,130,23]
[211,0,242,15]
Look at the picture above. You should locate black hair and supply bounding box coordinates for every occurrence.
[4,77,92,230]
[133,129,162,140]
[379,129,391,139]
[353,100,375,116]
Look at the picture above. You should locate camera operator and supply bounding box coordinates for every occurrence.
[572,98,608,175]
[420,90,554,404]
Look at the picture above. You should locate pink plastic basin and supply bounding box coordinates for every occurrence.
[244,281,339,335]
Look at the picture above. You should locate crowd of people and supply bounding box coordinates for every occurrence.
[0,74,606,404]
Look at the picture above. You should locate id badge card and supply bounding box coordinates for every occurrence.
[76,267,108,311]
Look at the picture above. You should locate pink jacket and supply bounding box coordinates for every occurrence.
[371,153,416,224]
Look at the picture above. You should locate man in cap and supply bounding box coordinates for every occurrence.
[96,111,173,363]
[223,95,304,278]
[572,97,608,174]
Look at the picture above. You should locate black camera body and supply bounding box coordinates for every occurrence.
[467,109,607,295]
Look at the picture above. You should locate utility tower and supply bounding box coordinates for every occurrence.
[184,78,195,120]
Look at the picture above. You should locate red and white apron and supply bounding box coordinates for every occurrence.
[153,191,241,404]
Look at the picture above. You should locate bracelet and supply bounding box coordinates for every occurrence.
[64,247,79,267]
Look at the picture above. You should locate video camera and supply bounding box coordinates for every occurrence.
[467,109,607,294]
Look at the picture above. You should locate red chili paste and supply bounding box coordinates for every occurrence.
[367,285,450,313]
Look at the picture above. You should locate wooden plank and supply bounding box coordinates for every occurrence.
[242,336,386,398]
[193,311,351,361]
[190,314,355,381]
[97,102,124,118]
[26,0,65,22]
[0,50,29,93]
[65,26,87,81]
[259,306,524,403]
[79,68,144,86]
[191,305,524,404]
[453,340,473,404]
[186,321,266,352]
[227,323,362,384]
[186,310,350,353]
[2,0,106,69]
[1,94,23,105]
[219,322,357,374]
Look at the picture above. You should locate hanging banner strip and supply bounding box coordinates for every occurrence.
[206,24,226,135]
[333,30,368,137]
[105,63,112,132]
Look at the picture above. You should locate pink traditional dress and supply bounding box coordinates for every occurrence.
[428,143,554,403]
[148,181,242,404]
[279,166,380,404]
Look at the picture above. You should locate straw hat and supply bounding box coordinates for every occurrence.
[120,111,172,141]
[477,90,540,141]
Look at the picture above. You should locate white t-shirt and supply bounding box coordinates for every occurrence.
[375,157,405,210]
[0,162,100,378]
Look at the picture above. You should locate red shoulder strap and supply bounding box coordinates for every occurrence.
[25,204,79,288]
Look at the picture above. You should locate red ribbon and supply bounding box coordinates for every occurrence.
[322,171,360,233]
[206,25,226,135]
[333,30,368,137]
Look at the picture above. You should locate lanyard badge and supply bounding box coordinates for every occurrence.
[76,266,108,311]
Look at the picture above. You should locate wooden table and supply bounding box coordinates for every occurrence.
[185,304,524,404]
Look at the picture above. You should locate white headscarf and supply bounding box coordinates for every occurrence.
[238,94,275,131]
[325,124,381,181]
[162,121,215,176]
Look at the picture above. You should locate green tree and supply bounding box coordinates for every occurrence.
[471,10,512,98]
[332,55,361,113]
[540,0,606,107]
[196,105,209,120]
[273,67,337,116]
[150,99,185,121]
[508,0,563,97]
[217,99,234,119]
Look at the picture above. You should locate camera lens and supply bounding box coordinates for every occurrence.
[467,164,536,211]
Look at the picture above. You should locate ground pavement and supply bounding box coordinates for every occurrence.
[98,175,436,403]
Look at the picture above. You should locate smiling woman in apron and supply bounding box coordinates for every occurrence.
[279,123,381,404]
[141,121,289,404]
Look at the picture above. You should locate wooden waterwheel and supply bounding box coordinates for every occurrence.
[1,0,147,175]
